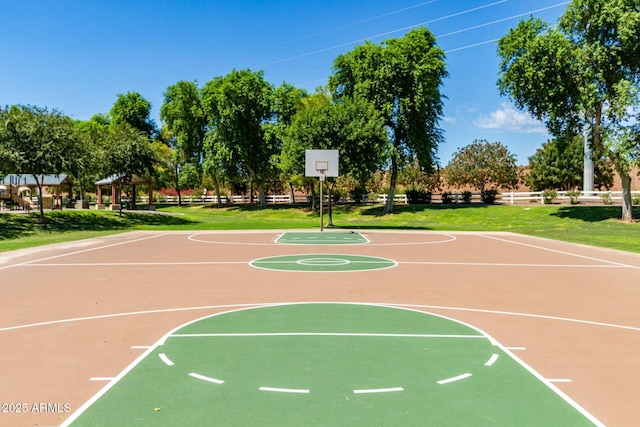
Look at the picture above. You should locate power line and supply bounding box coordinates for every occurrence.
[264,0,440,49]
[272,2,569,89]
[254,0,510,69]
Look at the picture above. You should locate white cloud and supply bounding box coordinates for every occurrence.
[473,102,547,134]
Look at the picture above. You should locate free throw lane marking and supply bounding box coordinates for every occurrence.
[259,386,310,394]
[485,354,499,366]
[158,353,174,366]
[437,373,472,385]
[354,387,404,394]
[189,372,225,384]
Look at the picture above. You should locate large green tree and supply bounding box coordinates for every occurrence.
[72,115,110,202]
[498,0,640,220]
[109,92,157,139]
[101,122,157,213]
[527,136,614,191]
[160,81,207,205]
[201,69,275,207]
[281,91,388,220]
[445,140,519,201]
[265,83,308,202]
[330,27,448,214]
[0,105,79,222]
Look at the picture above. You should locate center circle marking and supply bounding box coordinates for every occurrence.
[296,258,350,266]
[250,254,397,272]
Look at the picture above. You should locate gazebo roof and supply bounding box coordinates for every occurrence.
[95,174,149,186]
[0,174,73,186]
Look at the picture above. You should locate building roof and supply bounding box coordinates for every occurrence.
[0,174,73,186]
[95,174,149,185]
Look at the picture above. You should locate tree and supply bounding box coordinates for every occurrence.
[160,81,207,205]
[497,0,640,220]
[330,27,448,214]
[445,140,519,201]
[265,83,308,203]
[72,116,109,203]
[109,92,157,139]
[526,136,614,191]
[0,105,78,222]
[201,69,275,207]
[281,91,388,221]
[102,123,157,214]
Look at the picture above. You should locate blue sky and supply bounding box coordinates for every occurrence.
[0,0,569,165]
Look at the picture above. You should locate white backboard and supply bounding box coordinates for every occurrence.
[305,150,339,177]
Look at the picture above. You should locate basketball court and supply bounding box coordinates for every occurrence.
[0,230,639,426]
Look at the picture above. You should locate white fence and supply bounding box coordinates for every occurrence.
[500,190,640,205]
[105,190,640,208]
[136,194,293,204]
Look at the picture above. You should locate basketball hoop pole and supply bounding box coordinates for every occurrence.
[319,171,325,232]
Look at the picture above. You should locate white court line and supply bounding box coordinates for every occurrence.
[400,261,623,268]
[89,377,113,381]
[131,346,150,349]
[189,372,224,384]
[59,302,605,427]
[396,303,640,332]
[0,303,264,332]
[4,302,638,334]
[259,386,309,394]
[485,354,499,366]
[191,232,452,246]
[170,333,483,338]
[354,387,403,394]
[548,379,573,383]
[23,261,247,267]
[476,233,640,270]
[158,353,174,366]
[0,233,167,271]
[17,260,627,268]
[437,373,472,384]
[506,347,527,351]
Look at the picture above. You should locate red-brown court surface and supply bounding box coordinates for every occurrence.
[0,230,638,427]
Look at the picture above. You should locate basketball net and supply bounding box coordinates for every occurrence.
[318,170,326,182]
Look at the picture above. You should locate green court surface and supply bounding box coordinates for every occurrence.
[276,231,368,245]
[66,304,596,426]
[250,254,396,272]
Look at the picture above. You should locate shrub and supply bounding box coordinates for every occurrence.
[633,194,640,205]
[542,189,558,204]
[566,190,581,205]
[601,192,612,205]
[461,191,472,204]
[441,192,453,204]
[406,189,432,204]
[350,186,368,204]
[480,189,499,204]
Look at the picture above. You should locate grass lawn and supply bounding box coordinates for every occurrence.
[1,203,639,253]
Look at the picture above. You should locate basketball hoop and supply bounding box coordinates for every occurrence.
[305,151,338,232]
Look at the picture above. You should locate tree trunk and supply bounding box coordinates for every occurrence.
[118,183,123,217]
[34,175,45,224]
[289,182,296,204]
[175,165,182,206]
[327,181,335,226]
[383,156,398,214]
[310,183,316,211]
[618,169,634,222]
[258,182,266,208]
[214,176,222,208]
